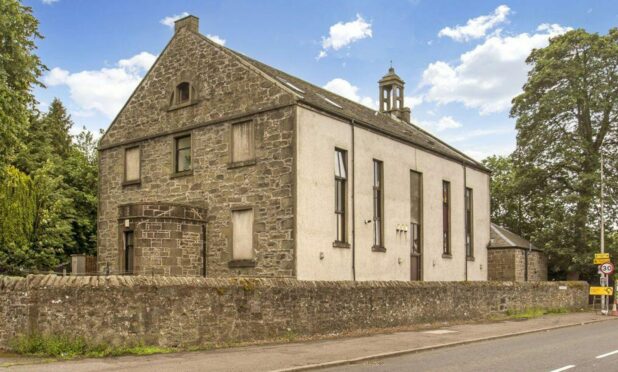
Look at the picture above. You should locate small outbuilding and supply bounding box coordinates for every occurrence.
[488,223,547,281]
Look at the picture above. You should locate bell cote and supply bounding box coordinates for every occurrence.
[378,67,410,123]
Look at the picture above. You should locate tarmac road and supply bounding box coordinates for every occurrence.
[322,320,618,372]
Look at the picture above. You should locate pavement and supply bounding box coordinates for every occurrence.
[0,312,614,371]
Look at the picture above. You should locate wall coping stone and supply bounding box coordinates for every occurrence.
[0,275,587,291]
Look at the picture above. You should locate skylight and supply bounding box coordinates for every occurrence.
[276,76,305,94]
[317,93,343,109]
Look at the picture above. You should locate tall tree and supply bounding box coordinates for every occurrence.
[511,28,618,278]
[0,0,46,167]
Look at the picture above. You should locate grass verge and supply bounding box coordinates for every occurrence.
[10,334,175,359]
[505,307,569,319]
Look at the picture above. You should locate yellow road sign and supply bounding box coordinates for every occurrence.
[594,258,611,264]
[590,286,613,296]
[595,253,610,259]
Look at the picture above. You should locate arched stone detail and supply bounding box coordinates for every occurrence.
[117,202,207,276]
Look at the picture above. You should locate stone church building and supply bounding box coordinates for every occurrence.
[97,15,491,281]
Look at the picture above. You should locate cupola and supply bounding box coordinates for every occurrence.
[378,66,411,123]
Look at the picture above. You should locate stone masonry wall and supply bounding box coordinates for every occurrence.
[0,275,587,349]
[113,203,207,276]
[98,26,296,277]
[488,249,516,281]
[488,248,548,282]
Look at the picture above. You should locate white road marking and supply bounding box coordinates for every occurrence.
[596,349,618,359]
[549,365,575,372]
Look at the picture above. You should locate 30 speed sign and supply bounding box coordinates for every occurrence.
[599,262,615,275]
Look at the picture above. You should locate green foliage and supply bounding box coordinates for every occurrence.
[10,334,173,359]
[0,166,35,274]
[505,307,569,319]
[490,28,618,280]
[0,2,98,273]
[0,0,46,167]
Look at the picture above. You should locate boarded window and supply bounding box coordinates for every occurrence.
[232,121,255,162]
[124,146,140,182]
[335,149,347,242]
[443,181,451,255]
[175,135,192,173]
[232,209,254,260]
[465,187,474,258]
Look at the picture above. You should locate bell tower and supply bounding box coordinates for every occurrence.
[379,66,410,123]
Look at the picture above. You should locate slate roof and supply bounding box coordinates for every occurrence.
[490,223,539,250]
[225,49,489,172]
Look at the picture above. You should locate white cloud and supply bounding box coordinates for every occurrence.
[206,34,226,46]
[417,116,463,132]
[44,51,157,118]
[160,12,189,28]
[42,0,58,4]
[323,78,376,108]
[422,23,571,115]
[438,5,511,42]
[318,14,372,59]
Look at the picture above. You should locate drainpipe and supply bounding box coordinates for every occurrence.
[463,161,468,282]
[351,119,356,281]
[524,248,529,282]
[202,224,207,277]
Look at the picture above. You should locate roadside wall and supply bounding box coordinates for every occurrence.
[0,275,586,349]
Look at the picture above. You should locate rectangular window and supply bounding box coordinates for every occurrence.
[174,135,192,173]
[124,146,140,183]
[334,149,347,243]
[124,231,134,275]
[410,171,422,254]
[232,121,255,163]
[465,187,474,258]
[232,209,254,260]
[443,181,451,255]
[373,160,384,249]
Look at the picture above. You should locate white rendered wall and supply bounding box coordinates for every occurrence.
[295,106,490,281]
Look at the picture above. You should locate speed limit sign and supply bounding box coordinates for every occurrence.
[600,262,615,275]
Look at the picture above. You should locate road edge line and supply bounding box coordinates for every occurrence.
[271,317,616,372]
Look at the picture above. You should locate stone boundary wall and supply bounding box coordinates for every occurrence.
[0,275,587,349]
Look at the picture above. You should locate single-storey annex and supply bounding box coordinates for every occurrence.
[97,15,491,281]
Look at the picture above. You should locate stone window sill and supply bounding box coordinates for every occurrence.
[333,241,350,249]
[170,170,193,179]
[228,259,256,268]
[167,100,198,112]
[122,179,141,187]
[467,256,475,262]
[442,253,453,259]
[227,159,257,169]
[372,245,386,253]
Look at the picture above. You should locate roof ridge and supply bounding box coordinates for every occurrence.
[192,30,488,172]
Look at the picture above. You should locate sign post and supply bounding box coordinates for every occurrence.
[595,253,611,315]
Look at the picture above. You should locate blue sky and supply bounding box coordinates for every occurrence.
[27,0,618,160]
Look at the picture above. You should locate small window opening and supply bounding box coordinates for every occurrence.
[176,82,191,104]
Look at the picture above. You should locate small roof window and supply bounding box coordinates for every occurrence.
[317,93,342,109]
[277,76,305,94]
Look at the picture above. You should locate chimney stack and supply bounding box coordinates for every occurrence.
[175,15,199,34]
[378,66,411,123]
